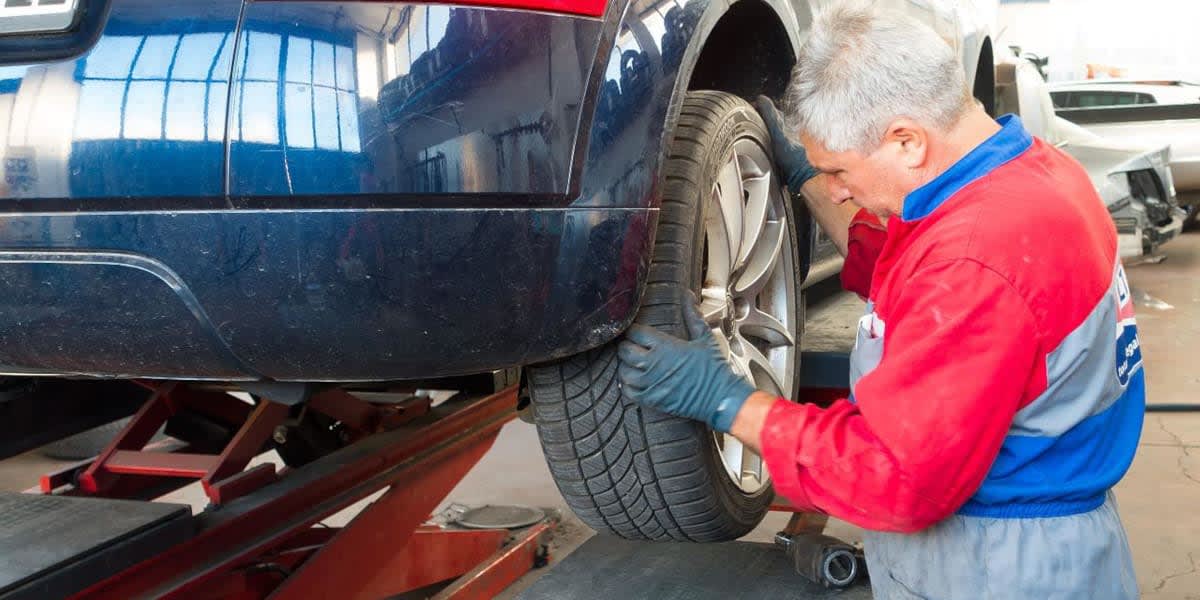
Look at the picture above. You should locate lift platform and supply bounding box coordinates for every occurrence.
[517,535,870,599]
[4,384,554,599]
[1,299,861,599]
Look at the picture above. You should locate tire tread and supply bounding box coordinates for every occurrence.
[529,91,791,542]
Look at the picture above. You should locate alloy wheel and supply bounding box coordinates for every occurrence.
[701,137,798,494]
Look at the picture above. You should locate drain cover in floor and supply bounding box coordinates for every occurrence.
[455,505,545,529]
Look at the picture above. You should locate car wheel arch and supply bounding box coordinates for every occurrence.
[561,0,813,349]
[971,36,997,116]
[665,0,816,284]
[663,0,808,150]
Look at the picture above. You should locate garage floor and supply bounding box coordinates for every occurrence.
[1,231,1198,598]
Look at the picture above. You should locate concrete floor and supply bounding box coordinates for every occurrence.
[2,231,1199,598]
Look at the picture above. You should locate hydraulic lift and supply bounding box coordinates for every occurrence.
[0,347,864,599]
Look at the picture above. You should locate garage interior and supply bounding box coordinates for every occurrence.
[2,234,1196,598]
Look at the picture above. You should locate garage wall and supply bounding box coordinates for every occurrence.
[998,0,1200,82]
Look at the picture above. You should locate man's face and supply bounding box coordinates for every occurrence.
[800,125,925,220]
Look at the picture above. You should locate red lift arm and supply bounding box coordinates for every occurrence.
[23,370,854,598]
[32,384,552,600]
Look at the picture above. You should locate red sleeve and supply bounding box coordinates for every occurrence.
[839,209,887,299]
[760,259,1040,532]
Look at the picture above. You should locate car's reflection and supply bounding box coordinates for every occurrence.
[0,1,604,201]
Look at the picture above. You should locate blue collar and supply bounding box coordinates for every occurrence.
[901,114,1033,222]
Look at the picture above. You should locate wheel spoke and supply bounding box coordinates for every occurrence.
[736,152,765,178]
[739,306,794,348]
[727,345,755,388]
[720,434,745,487]
[737,168,771,272]
[705,186,733,290]
[738,333,786,395]
[699,287,729,327]
[740,443,763,488]
[715,155,745,267]
[733,219,785,297]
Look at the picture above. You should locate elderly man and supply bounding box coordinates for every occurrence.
[616,2,1142,598]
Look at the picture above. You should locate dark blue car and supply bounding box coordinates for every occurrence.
[0,0,996,541]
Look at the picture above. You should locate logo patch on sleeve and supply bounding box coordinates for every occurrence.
[1113,264,1142,386]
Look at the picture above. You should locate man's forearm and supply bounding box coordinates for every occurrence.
[728,391,780,453]
[797,178,861,257]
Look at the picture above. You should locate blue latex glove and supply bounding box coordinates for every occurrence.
[617,292,756,433]
[754,96,820,192]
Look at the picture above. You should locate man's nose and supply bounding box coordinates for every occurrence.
[830,185,853,205]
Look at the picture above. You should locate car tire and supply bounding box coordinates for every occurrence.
[528,90,803,541]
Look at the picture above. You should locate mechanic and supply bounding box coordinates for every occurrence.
[616,2,1143,598]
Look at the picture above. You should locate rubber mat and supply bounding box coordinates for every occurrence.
[517,536,872,599]
[0,493,192,600]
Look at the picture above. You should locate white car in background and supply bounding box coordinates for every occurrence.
[1050,80,1200,224]
[1048,80,1200,109]
[998,61,1186,257]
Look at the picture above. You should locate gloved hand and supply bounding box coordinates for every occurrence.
[754,96,820,192]
[617,292,756,433]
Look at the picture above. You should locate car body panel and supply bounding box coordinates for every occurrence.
[1054,94,1200,208]
[1062,114,1200,206]
[997,59,1184,257]
[1056,129,1183,256]
[229,3,601,199]
[0,0,639,380]
[573,0,806,211]
[0,0,996,381]
[0,207,651,380]
[0,0,241,202]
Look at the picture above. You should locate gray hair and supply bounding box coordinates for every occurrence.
[786,0,973,153]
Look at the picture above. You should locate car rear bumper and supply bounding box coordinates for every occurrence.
[0,206,654,381]
[1116,208,1185,258]
[0,1,667,381]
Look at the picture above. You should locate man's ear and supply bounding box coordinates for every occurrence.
[883,118,928,169]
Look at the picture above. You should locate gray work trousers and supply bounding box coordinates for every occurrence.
[862,492,1138,599]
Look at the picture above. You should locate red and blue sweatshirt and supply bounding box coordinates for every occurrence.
[760,115,1145,532]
